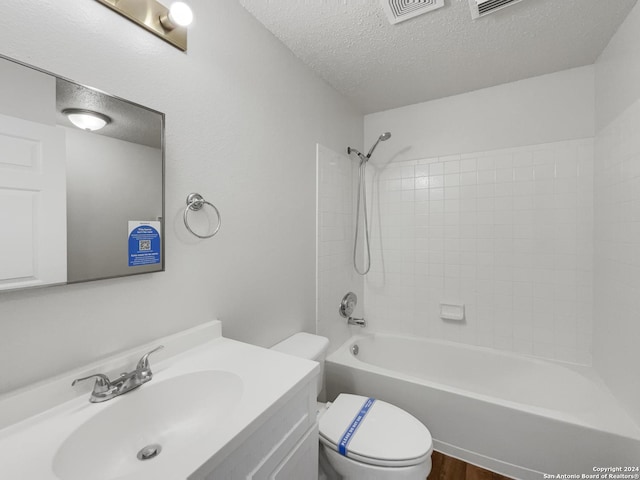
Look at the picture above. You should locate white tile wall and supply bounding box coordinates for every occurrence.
[363,139,595,364]
[593,97,640,424]
[592,0,640,427]
[316,144,363,352]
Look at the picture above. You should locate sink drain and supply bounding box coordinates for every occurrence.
[137,444,162,461]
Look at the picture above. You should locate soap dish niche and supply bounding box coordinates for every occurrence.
[440,303,465,321]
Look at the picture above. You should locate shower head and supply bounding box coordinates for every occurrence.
[347,132,391,164]
[366,132,392,158]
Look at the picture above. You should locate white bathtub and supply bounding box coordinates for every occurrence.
[325,334,640,479]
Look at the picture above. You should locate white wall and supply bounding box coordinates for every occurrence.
[361,67,596,364]
[365,66,595,162]
[594,1,640,426]
[595,3,640,132]
[0,0,362,394]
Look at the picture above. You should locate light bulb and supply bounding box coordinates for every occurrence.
[63,109,111,131]
[167,2,193,27]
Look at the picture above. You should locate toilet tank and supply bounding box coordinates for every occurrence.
[271,332,329,395]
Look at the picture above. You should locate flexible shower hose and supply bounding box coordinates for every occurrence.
[353,159,371,275]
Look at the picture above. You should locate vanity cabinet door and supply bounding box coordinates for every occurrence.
[268,423,318,480]
[199,381,318,480]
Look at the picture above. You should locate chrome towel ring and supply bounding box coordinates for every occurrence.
[183,193,221,239]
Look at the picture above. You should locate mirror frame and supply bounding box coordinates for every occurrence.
[0,52,166,289]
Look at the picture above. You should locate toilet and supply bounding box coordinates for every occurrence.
[271,333,433,480]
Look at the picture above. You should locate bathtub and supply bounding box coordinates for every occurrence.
[325,334,640,479]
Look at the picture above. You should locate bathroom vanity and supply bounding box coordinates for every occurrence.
[0,321,319,479]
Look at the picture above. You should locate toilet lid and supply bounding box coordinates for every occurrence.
[319,394,432,467]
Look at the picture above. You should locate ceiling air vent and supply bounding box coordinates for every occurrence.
[469,0,524,19]
[381,0,445,25]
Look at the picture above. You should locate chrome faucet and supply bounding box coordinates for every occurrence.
[72,346,164,403]
[347,317,367,327]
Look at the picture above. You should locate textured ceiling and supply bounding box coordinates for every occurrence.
[239,0,638,114]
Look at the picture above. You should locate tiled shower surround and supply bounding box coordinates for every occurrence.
[316,144,363,351]
[318,139,595,365]
[594,96,640,421]
[366,139,594,364]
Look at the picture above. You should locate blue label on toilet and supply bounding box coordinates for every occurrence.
[338,397,376,456]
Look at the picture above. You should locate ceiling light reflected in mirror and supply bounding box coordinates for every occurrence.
[63,109,111,131]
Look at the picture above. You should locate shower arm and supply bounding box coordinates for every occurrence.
[347,146,368,164]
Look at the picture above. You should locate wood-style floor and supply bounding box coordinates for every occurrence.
[428,452,513,480]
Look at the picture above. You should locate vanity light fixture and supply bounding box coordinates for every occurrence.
[96,0,193,52]
[160,2,194,30]
[63,109,111,131]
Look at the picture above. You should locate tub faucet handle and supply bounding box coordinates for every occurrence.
[340,292,358,318]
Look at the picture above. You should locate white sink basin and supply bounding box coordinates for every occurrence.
[52,371,243,480]
[0,321,318,480]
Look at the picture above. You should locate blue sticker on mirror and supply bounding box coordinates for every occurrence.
[128,221,161,267]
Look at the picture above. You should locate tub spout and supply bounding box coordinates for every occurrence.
[347,317,367,327]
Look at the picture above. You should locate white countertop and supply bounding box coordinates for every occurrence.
[0,321,318,479]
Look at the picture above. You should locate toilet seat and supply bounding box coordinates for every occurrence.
[318,394,433,468]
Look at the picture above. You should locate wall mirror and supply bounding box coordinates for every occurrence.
[0,54,164,291]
